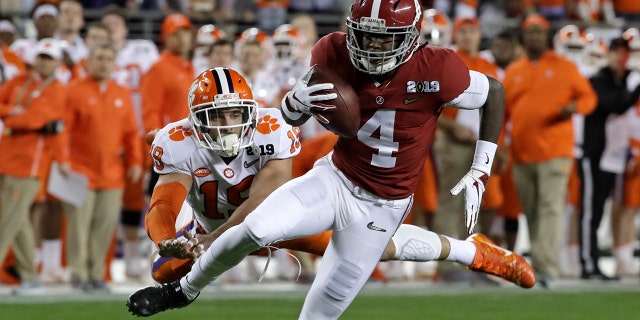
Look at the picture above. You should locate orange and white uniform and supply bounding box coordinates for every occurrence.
[148,109,313,282]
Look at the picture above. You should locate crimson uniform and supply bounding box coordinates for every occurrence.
[320,33,471,199]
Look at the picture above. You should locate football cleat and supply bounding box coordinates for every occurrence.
[126,280,198,317]
[466,233,536,288]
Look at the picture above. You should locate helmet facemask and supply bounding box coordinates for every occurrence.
[346,16,419,75]
[189,93,258,157]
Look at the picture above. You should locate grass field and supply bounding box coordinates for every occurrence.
[2,281,639,320]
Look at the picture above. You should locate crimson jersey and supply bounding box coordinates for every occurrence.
[312,32,470,199]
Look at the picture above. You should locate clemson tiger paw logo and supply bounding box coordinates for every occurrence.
[169,126,193,141]
[256,115,280,134]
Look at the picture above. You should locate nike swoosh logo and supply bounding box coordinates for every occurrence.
[404,97,423,105]
[484,152,490,164]
[367,221,386,232]
[243,159,259,168]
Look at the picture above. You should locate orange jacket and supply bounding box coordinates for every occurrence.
[64,77,142,189]
[0,72,67,178]
[140,51,194,132]
[503,50,597,163]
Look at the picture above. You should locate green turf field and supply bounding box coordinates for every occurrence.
[2,283,639,320]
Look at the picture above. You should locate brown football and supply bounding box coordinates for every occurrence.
[306,64,360,138]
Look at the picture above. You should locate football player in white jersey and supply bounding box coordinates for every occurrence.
[101,7,160,279]
[193,24,226,75]
[139,67,304,282]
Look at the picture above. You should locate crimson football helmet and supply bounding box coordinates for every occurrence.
[420,9,452,47]
[346,0,423,74]
[188,68,258,156]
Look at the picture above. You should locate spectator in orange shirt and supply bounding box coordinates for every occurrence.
[0,38,68,295]
[503,15,597,287]
[613,0,640,21]
[62,44,142,291]
[140,13,194,135]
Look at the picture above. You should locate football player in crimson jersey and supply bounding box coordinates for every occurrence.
[127,1,535,318]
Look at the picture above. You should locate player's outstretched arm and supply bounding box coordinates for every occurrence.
[145,173,197,259]
[201,158,293,250]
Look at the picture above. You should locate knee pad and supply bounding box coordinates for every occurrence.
[121,209,142,227]
[391,224,441,261]
[324,260,362,301]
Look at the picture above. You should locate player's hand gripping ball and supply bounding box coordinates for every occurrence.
[287,64,360,138]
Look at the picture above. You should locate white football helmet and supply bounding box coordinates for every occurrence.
[420,9,452,47]
[346,0,423,74]
[188,68,258,156]
[623,28,640,71]
[553,25,586,64]
[272,24,303,67]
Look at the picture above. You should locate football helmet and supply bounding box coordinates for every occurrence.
[553,25,586,64]
[346,0,423,74]
[419,9,452,47]
[272,24,303,67]
[188,68,258,156]
[196,24,226,46]
[236,27,272,60]
[583,33,607,69]
[623,28,640,70]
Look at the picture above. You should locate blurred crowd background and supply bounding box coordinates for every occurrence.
[1,0,640,295]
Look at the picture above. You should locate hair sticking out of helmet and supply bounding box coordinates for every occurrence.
[346,0,423,75]
[188,68,259,156]
[420,9,452,47]
[272,24,303,67]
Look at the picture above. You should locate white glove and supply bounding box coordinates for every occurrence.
[450,140,497,234]
[450,168,489,235]
[283,77,337,124]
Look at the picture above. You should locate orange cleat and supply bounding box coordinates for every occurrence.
[466,233,536,288]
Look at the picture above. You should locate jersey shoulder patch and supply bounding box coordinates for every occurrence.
[152,119,199,169]
[252,108,301,158]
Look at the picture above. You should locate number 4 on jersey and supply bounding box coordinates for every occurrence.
[357,109,399,168]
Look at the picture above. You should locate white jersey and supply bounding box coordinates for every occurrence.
[56,35,88,63]
[151,108,301,233]
[112,39,160,135]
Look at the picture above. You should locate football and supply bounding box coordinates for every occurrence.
[306,64,360,138]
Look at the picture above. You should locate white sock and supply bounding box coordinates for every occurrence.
[614,243,634,263]
[442,236,475,266]
[392,224,442,261]
[41,240,62,270]
[180,224,260,299]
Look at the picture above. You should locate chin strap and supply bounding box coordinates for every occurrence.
[217,133,240,156]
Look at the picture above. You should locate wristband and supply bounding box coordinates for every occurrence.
[471,140,497,175]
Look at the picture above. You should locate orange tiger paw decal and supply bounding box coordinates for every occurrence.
[169,126,193,141]
[256,115,280,134]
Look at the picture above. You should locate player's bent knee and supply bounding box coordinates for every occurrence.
[391,224,441,261]
[324,260,362,301]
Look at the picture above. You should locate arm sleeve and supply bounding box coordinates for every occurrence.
[445,71,489,110]
[145,181,189,244]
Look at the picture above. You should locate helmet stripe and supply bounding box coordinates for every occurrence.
[211,68,223,94]
[222,68,235,93]
[370,0,382,19]
[213,68,231,94]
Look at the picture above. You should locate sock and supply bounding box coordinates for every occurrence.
[613,243,634,263]
[442,236,475,266]
[41,240,62,270]
[180,224,260,299]
[391,224,441,261]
